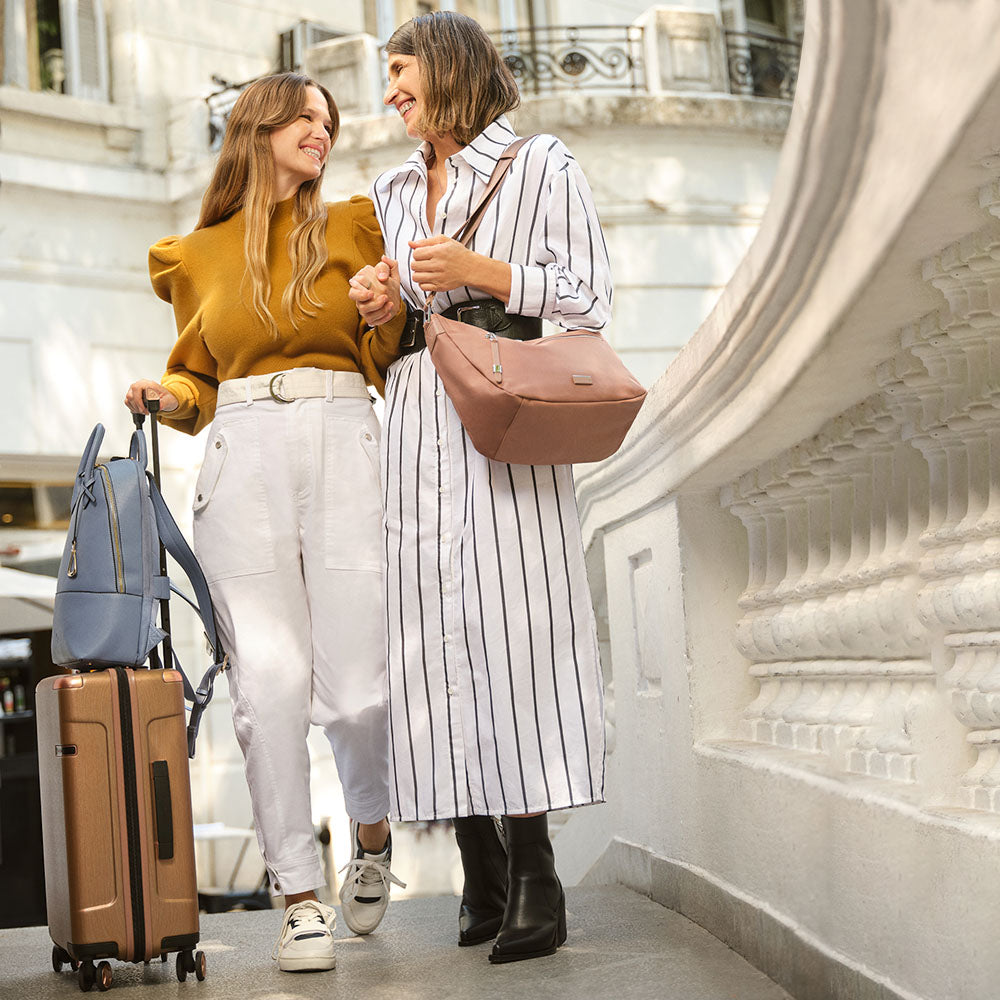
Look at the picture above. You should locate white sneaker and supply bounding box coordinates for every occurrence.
[273,899,337,972]
[338,820,407,935]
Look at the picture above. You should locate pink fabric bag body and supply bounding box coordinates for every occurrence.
[424,317,646,465]
[422,136,646,466]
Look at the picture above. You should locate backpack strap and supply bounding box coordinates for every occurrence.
[147,476,227,758]
[71,424,105,506]
[128,428,148,469]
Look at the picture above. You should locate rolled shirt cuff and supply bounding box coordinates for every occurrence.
[506,263,548,318]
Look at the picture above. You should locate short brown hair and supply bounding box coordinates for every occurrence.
[386,12,519,146]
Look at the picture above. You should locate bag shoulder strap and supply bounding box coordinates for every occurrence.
[71,424,105,505]
[424,135,535,313]
[453,135,534,249]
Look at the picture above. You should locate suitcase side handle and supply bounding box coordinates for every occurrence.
[151,760,174,861]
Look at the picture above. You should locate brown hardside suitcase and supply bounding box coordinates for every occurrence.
[36,665,206,991]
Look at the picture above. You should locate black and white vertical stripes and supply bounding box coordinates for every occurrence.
[374,116,610,821]
[371,116,613,327]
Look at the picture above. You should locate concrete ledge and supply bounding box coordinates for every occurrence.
[582,838,916,1000]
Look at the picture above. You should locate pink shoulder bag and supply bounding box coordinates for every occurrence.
[423,138,646,466]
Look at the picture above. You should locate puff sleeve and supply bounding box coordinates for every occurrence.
[349,195,407,394]
[149,237,218,435]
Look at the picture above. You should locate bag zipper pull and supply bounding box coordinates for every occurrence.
[68,540,78,578]
[487,333,503,384]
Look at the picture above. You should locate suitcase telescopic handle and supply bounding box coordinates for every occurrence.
[136,390,173,671]
[132,391,161,424]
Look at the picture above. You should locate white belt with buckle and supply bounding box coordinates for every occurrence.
[217,369,370,407]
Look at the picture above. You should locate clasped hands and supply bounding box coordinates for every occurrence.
[350,235,474,326]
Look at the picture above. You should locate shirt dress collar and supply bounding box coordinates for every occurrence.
[448,115,520,182]
[376,115,521,192]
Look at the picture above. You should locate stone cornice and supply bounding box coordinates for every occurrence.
[332,91,792,155]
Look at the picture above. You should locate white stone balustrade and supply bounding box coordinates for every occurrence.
[903,224,1000,809]
[722,397,935,777]
[718,221,1000,799]
[560,4,1000,996]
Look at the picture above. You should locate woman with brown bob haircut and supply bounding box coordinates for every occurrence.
[125,72,406,974]
[352,11,613,965]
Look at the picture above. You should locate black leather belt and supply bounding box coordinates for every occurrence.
[399,298,542,355]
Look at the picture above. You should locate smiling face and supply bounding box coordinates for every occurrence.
[269,85,335,198]
[384,53,425,139]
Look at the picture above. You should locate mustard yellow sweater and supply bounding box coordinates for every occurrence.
[149,195,405,435]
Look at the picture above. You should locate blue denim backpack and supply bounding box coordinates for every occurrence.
[51,422,225,756]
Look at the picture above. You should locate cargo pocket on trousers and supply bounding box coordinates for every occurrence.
[192,418,276,582]
[324,415,383,572]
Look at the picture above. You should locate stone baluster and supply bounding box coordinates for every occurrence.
[725,474,792,740]
[724,396,935,770]
[911,226,1000,810]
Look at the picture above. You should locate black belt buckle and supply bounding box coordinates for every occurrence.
[399,307,427,355]
[456,302,487,325]
[400,308,422,350]
[454,300,509,335]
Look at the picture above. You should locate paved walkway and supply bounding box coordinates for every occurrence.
[1,886,791,1000]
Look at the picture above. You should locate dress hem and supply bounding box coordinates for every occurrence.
[390,794,606,824]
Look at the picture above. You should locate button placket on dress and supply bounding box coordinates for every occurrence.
[436,377,469,813]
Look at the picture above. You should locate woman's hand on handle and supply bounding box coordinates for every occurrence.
[349,256,402,328]
[124,379,179,415]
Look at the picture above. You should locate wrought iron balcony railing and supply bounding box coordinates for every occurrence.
[207,24,645,147]
[490,25,645,96]
[724,30,801,101]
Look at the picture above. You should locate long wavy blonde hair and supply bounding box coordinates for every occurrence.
[196,73,340,338]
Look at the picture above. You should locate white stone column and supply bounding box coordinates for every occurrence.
[498,0,518,32]
[376,0,397,42]
[305,34,384,118]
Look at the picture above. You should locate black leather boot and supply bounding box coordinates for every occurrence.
[453,816,508,946]
[489,814,566,964]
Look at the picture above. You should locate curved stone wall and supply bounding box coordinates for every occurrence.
[570,2,1000,998]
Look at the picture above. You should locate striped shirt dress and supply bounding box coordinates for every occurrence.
[372,115,612,821]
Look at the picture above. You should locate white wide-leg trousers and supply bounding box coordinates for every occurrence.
[192,378,389,896]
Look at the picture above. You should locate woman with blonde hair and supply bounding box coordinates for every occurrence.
[125,72,405,973]
[352,11,612,965]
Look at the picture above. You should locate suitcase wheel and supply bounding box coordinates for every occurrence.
[175,949,206,984]
[52,945,80,974]
[96,962,112,992]
[77,961,95,992]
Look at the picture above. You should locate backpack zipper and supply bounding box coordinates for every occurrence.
[99,466,126,593]
[66,490,86,578]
